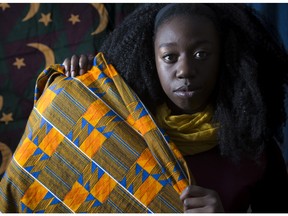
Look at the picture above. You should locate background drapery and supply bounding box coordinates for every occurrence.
[0,3,287,178]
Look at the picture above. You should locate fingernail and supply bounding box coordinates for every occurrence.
[71,71,75,77]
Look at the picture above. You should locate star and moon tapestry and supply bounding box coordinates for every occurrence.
[0,3,137,178]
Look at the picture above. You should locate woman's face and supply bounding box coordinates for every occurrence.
[154,15,220,114]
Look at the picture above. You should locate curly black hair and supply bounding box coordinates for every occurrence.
[99,3,288,161]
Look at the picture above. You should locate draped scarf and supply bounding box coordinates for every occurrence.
[155,103,218,156]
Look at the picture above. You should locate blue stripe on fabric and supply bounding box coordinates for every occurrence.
[92,162,98,173]
[54,152,81,176]
[128,184,133,194]
[98,166,105,179]
[158,195,180,213]
[95,92,106,98]
[147,209,153,213]
[101,147,129,172]
[62,90,86,112]
[98,71,106,79]
[85,194,95,202]
[139,108,148,118]
[152,173,161,180]
[84,182,90,191]
[5,176,24,196]
[46,123,53,134]
[50,197,61,205]
[52,87,64,95]
[31,171,41,178]
[0,187,18,208]
[33,148,43,155]
[120,177,126,187]
[117,185,152,211]
[107,88,122,102]
[97,126,106,133]
[103,131,113,138]
[87,123,94,135]
[21,202,26,212]
[136,163,143,175]
[44,166,71,190]
[113,116,122,122]
[81,118,88,129]
[142,169,149,183]
[104,77,113,84]
[107,199,123,213]
[92,199,102,207]
[50,103,76,125]
[134,102,143,111]
[67,131,73,141]
[113,133,140,157]
[33,136,39,145]
[44,191,54,200]
[40,117,46,128]
[105,110,116,117]
[74,137,80,147]
[78,174,84,185]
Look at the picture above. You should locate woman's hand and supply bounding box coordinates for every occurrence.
[180,185,224,213]
[62,54,94,77]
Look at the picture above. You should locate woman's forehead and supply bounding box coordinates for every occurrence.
[154,15,220,49]
[154,4,219,31]
[156,15,218,36]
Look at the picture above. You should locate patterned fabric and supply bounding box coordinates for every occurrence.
[0,53,192,213]
[155,103,218,156]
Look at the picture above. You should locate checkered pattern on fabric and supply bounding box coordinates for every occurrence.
[0,53,191,213]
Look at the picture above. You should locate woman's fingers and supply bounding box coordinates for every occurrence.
[180,185,224,213]
[70,54,79,77]
[63,57,71,77]
[79,54,88,75]
[87,54,94,71]
[63,54,93,77]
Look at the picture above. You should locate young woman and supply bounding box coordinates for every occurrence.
[1,3,288,213]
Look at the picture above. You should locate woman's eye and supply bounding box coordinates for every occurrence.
[194,51,208,60]
[163,54,177,63]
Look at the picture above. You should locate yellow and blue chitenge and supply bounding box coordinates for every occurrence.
[0,53,192,213]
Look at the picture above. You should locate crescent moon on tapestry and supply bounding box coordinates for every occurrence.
[0,95,3,111]
[27,43,55,68]
[0,142,13,175]
[22,3,40,22]
[90,3,108,35]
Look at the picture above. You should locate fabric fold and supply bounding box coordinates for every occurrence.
[0,52,192,213]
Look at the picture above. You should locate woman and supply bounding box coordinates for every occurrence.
[1,3,288,213]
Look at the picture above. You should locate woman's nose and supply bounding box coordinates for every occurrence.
[176,58,196,79]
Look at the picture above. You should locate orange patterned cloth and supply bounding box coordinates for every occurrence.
[0,53,191,213]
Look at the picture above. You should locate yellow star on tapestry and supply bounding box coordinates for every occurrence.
[68,14,80,25]
[0,3,10,11]
[13,57,26,69]
[0,112,13,125]
[39,13,52,26]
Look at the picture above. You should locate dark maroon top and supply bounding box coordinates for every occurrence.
[184,139,288,213]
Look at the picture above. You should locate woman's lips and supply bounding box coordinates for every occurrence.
[174,86,200,98]
[174,90,196,98]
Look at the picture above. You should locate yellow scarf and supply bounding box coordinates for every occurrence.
[155,103,218,156]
